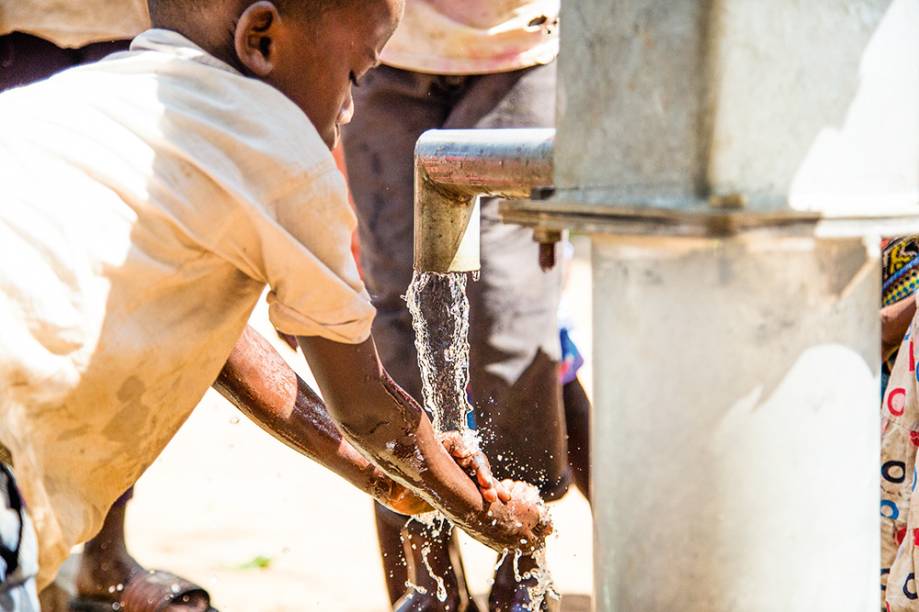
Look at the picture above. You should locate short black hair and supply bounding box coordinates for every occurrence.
[147,0,352,23]
[147,0,364,69]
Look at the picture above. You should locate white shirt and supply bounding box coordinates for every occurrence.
[0,29,374,588]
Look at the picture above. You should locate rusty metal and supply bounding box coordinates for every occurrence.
[413,129,555,273]
[533,227,562,271]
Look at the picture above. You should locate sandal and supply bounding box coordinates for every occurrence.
[70,570,217,612]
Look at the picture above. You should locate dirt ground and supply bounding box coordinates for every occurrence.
[48,239,594,611]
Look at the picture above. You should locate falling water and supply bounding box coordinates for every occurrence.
[401,271,472,603]
[405,270,474,436]
[513,548,560,610]
[405,269,556,611]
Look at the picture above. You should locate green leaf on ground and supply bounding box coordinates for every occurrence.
[235,555,272,570]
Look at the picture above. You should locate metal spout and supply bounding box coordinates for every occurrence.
[413,129,555,273]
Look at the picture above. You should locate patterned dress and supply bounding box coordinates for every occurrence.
[881,319,919,610]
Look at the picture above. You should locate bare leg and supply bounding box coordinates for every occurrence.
[75,492,143,599]
[489,553,548,612]
[75,493,209,610]
[376,503,410,604]
[393,518,478,612]
[563,377,591,502]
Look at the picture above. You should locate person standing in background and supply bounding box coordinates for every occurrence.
[343,2,590,610]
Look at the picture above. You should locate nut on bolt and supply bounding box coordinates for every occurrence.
[533,228,562,271]
[708,192,747,210]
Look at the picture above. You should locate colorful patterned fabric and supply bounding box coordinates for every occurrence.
[881,320,919,611]
[883,237,919,396]
[884,237,919,308]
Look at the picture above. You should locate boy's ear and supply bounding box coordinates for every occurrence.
[234,1,282,77]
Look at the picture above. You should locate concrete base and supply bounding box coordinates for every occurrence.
[590,233,880,611]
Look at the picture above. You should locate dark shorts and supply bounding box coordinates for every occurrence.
[343,63,570,497]
[0,32,130,91]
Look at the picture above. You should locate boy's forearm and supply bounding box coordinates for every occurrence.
[212,326,396,502]
[298,335,530,549]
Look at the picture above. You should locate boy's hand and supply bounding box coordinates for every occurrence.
[487,480,554,552]
[438,431,511,504]
[438,432,553,550]
[379,432,511,516]
[380,446,553,551]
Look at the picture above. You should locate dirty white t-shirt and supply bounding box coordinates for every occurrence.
[0,29,375,588]
[381,0,559,75]
[0,0,150,48]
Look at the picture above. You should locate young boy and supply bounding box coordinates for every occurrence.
[0,0,550,608]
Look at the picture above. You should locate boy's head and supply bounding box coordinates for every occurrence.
[149,0,403,148]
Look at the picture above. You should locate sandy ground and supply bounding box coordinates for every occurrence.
[50,239,594,611]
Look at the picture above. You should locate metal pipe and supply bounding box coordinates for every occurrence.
[413,128,555,273]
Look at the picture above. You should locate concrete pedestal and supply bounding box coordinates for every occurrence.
[591,234,879,611]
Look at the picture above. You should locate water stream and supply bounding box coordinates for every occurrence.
[404,270,556,611]
[405,270,474,436]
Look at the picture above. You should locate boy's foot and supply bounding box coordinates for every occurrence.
[73,539,144,602]
[488,553,553,612]
[72,500,213,611]
[73,552,213,611]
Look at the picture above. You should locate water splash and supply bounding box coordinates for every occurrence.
[494,549,509,572]
[420,541,448,602]
[511,548,560,611]
[404,580,428,596]
[403,514,453,603]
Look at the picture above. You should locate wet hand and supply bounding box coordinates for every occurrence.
[438,431,511,504]
[489,480,553,552]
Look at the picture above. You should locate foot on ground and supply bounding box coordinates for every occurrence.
[73,548,212,611]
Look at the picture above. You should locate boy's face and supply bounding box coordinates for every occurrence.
[235,0,403,149]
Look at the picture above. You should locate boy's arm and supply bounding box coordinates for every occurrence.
[298,334,551,552]
[213,326,429,515]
